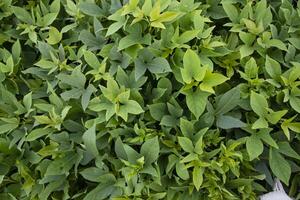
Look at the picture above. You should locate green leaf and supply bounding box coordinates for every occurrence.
[83,184,114,200]
[288,122,300,133]
[118,35,140,51]
[0,123,19,134]
[29,31,37,43]
[38,181,63,200]
[177,30,200,44]
[290,96,300,113]
[240,45,254,58]
[134,49,171,80]
[185,88,209,119]
[26,128,54,141]
[215,86,240,115]
[250,91,268,117]
[42,13,58,27]
[79,30,104,50]
[106,21,124,36]
[155,11,179,23]
[3,0,300,197]
[176,162,189,180]
[179,118,194,138]
[134,58,148,81]
[82,125,98,157]
[239,32,256,46]
[181,49,206,84]
[114,137,127,160]
[84,51,100,69]
[265,56,282,80]
[50,0,61,13]
[222,3,239,23]
[12,6,33,24]
[246,135,263,161]
[45,151,79,176]
[81,84,96,111]
[269,148,291,185]
[147,57,171,74]
[23,92,32,110]
[47,27,62,45]
[266,110,287,124]
[287,38,300,50]
[178,137,194,153]
[257,130,278,148]
[79,2,103,17]
[160,115,177,127]
[216,115,246,129]
[200,71,228,93]
[141,136,159,164]
[80,167,105,182]
[245,57,258,79]
[123,100,144,114]
[252,117,269,129]
[117,99,143,121]
[34,59,57,69]
[193,166,203,191]
[0,118,19,134]
[123,144,141,164]
[267,39,287,51]
[278,142,300,160]
[57,66,86,89]
[142,0,152,15]
[12,40,21,63]
[148,103,167,121]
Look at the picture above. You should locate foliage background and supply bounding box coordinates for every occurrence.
[0,0,300,199]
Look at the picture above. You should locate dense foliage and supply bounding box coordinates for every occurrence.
[1,0,300,199]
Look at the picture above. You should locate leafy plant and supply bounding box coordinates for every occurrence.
[0,0,300,199]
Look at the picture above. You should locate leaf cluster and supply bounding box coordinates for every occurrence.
[0,0,300,199]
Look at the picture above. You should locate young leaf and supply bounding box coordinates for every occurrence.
[181,49,206,84]
[252,117,269,129]
[47,27,62,45]
[193,166,203,191]
[200,71,228,93]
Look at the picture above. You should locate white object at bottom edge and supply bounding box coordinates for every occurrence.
[260,178,293,200]
[260,191,292,200]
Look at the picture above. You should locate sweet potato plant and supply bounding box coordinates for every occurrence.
[0,0,300,199]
